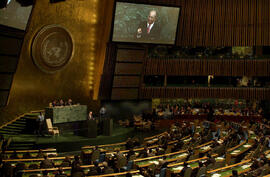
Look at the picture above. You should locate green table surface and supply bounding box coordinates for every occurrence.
[170,157,225,172]
[230,143,252,156]
[82,149,93,154]
[22,168,91,177]
[165,153,188,160]
[199,145,212,153]
[135,152,188,166]
[7,152,56,159]
[136,159,160,166]
[83,145,126,151]
[195,126,202,133]
[11,159,64,168]
[210,164,251,177]
[250,133,256,139]
[101,145,126,151]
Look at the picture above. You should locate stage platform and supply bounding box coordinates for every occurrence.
[9,124,163,154]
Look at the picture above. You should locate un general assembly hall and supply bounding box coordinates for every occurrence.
[1,0,270,176]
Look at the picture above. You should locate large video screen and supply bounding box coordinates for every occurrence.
[112,2,180,44]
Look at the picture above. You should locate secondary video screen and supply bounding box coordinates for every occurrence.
[0,0,32,30]
[112,2,180,44]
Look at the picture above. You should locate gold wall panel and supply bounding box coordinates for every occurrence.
[0,0,115,124]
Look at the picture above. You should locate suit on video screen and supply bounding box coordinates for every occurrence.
[136,21,161,41]
[135,10,161,41]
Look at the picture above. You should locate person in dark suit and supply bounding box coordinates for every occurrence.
[55,167,68,177]
[232,169,239,177]
[71,163,85,177]
[191,161,204,176]
[135,10,161,41]
[37,149,45,158]
[103,161,114,174]
[42,170,50,177]
[179,162,188,177]
[89,160,102,175]
[40,155,54,169]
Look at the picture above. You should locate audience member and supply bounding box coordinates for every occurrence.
[71,155,82,174]
[71,163,85,177]
[42,170,49,177]
[55,167,67,177]
[51,99,76,107]
[40,155,54,169]
[179,162,189,177]
[37,149,45,158]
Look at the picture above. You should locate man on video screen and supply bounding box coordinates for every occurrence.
[136,9,161,41]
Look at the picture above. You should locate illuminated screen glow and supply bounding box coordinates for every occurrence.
[112,2,180,44]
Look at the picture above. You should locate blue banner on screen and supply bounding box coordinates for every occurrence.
[112,2,180,45]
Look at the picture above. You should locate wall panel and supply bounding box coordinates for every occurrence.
[0,74,13,90]
[113,76,140,87]
[0,56,18,73]
[0,91,9,107]
[117,49,145,62]
[111,88,138,100]
[175,0,270,46]
[115,63,143,75]
[0,36,22,56]
[140,87,270,100]
[144,59,270,76]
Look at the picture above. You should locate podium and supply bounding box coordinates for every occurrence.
[102,118,113,136]
[77,120,97,138]
[76,118,112,137]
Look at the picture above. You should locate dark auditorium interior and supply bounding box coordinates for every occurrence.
[1,0,270,177]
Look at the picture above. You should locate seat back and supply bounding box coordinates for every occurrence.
[0,140,3,150]
[128,154,136,161]
[126,160,134,171]
[260,168,270,176]
[116,155,127,169]
[245,172,253,177]
[184,167,192,177]
[206,163,214,171]
[46,118,53,129]
[28,163,39,169]
[165,147,172,154]
[118,120,124,126]
[91,150,100,162]
[214,161,225,169]
[191,125,195,133]
[16,162,26,170]
[244,131,248,140]
[5,137,12,149]
[215,145,225,156]
[188,154,198,161]
[29,175,39,177]
[217,128,220,137]
[104,167,114,174]
[98,153,106,163]
[60,161,70,167]
[196,166,206,177]
[160,167,166,177]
